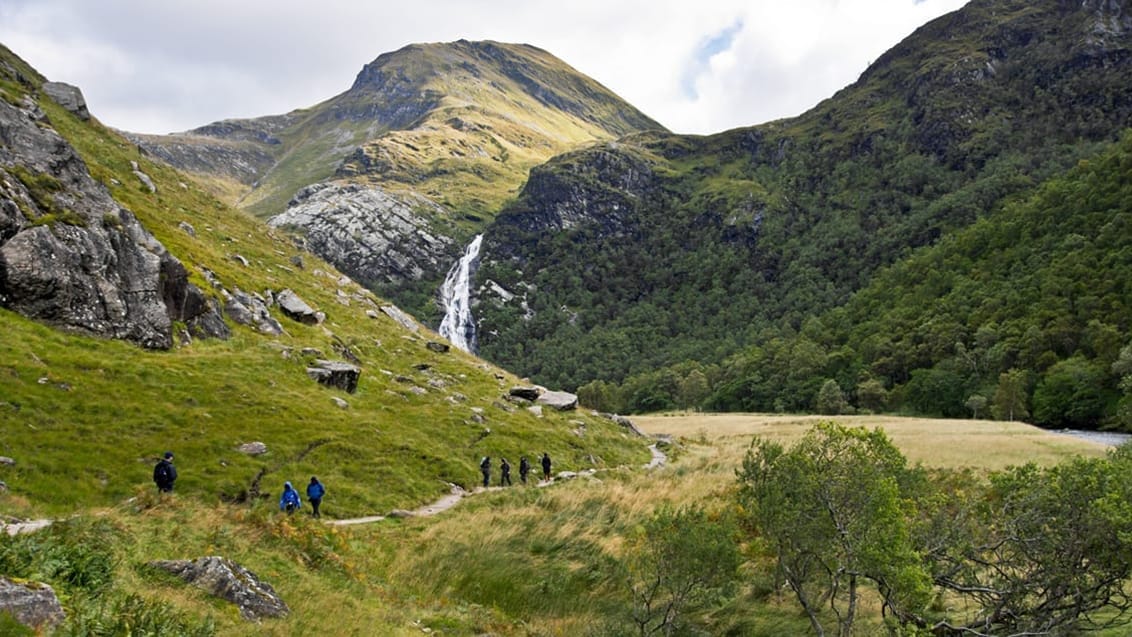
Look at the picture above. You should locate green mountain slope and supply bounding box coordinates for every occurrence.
[472,0,1132,409]
[0,43,648,521]
[132,41,665,320]
[703,131,1132,426]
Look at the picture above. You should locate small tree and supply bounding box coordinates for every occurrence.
[623,506,739,636]
[738,422,932,636]
[815,379,848,415]
[677,369,710,411]
[964,394,987,419]
[855,377,888,412]
[991,368,1029,421]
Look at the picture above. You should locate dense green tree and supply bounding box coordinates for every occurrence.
[577,379,622,413]
[902,367,969,418]
[855,377,889,413]
[1032,356,1114,428]
[925,451,1132,635]
[737,422,932,636]
[677,369,710,411]
[815,379,848,415]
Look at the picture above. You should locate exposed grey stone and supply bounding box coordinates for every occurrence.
[224,288,280,336]
[306,359,360,393]
[129,161,157,194]
[231,253,249,267]
[300,347,324,357]
[537,390,578,411]
[267,183,457,292]
[178,221,196,237]
[331,397,349,409]
[289,254,304,269]
[527,405,544,417]
[42,81,89,120]
[387,509,415,519]
[603,413,645,436]
[0,456,14,466]
[0,97,222,348]
[148,556,288,621]
[366,309,379,319]
[426,341,450,353]
[237,442,268,456]
[0,577,65,630]
[379,305,420,332]
[276,289,319,325]
[509,385,542,401]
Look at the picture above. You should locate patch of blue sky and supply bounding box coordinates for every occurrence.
[680,19,744,99]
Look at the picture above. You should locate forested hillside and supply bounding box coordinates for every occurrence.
[472,0,1132,431]
[705,132,1132,427]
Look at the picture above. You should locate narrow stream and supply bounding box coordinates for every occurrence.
[1053,429,1132,447]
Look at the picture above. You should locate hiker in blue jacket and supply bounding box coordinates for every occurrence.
[307,476,325,518]
[279,481,301,514]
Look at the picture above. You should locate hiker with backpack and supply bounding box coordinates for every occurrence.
[153,451,177,493]
[500,458,512,486]
[279,481,301,514]
[541,452,552,482]
[480,456,491,488]
[519,456,530,484]
[307,476,325,519]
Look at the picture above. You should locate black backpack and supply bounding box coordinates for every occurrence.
[153,460,170,485]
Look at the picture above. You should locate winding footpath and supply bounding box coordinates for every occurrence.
[1,439,669,535]
[330,439,669,527]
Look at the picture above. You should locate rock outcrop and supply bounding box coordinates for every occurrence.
[0,577,65,630]
[149,556,288,621]
[268,182,456,289]
[537,390,578,411]
[0,91,225,348]
[42,81,89,121]
[276,288,321,325]
[306,359,361,393]
[507,385,578,411]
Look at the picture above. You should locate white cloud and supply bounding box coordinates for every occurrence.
[0,0,968,135]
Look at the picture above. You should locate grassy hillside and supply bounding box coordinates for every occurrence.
[0,44,649,524]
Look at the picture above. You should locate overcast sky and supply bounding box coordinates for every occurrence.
[0,0,968,136]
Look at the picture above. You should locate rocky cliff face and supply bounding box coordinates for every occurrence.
[0,66,224,348]
[268,182,457,287]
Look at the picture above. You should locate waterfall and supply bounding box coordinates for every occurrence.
[438,234,483,352]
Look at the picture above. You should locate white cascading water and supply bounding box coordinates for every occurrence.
[438,234,483,352]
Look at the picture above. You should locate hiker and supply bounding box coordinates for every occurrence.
[519,456,530,484]
[541,452,552,481]
[153,451,177,493]
[480,456,491,488]
[279,481,302,514]
[500,458,512,486]
[307,476,325,519]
